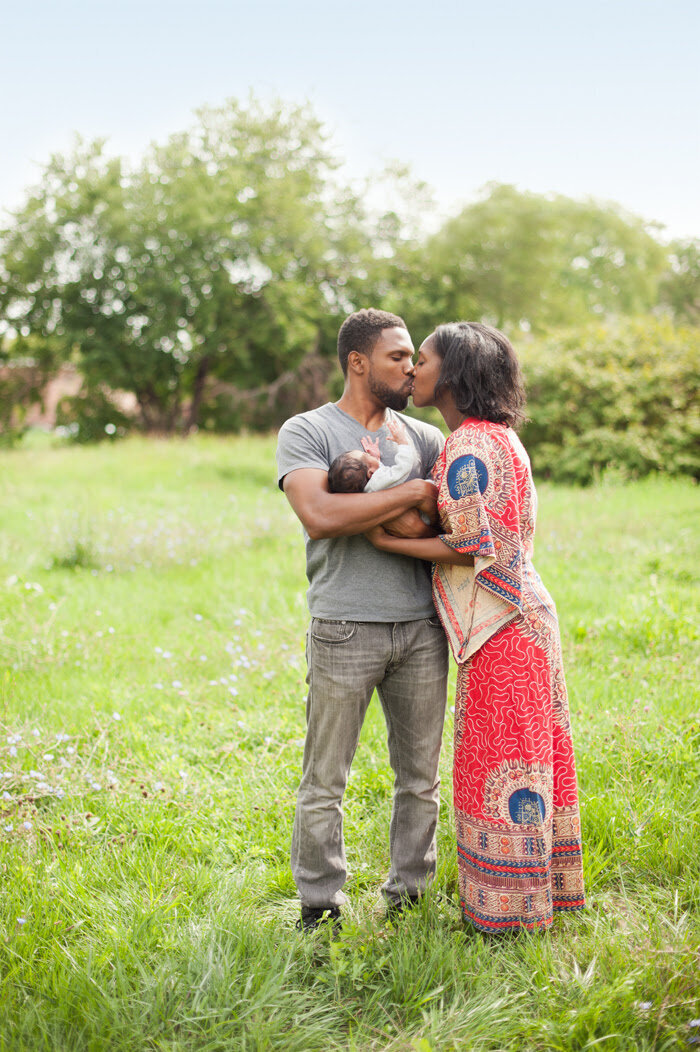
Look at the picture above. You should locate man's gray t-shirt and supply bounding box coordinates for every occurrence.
[276,403,445,622]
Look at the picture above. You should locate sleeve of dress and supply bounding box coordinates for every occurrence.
[432,425,523,662]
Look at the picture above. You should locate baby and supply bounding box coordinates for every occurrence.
[328,419,436,523]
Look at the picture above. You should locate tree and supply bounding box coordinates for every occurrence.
[0,99,363,432]
[661,238,700,324]
[391,184,669,335]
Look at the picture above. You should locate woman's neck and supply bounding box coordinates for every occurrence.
[437,394,466,433]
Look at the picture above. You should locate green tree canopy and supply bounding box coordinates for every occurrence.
[661,238,700,325]
[0,99,364,431]
[386,183,669,337]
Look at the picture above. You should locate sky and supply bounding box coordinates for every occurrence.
[2,0,699,240]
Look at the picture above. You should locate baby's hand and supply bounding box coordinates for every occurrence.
[361,435,381,458]
[386,418,408,445]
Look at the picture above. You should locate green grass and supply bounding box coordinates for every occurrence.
[1,435,698,1051]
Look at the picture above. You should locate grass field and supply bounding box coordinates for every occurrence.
[1,435,699,1051]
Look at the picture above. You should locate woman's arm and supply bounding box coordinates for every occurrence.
[365,525,474,565]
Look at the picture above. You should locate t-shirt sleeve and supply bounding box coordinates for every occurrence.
[276,416,330,490]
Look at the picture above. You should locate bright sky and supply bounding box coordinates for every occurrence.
[2,0,699,239]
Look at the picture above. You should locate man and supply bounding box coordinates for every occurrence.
[276,308,449,932]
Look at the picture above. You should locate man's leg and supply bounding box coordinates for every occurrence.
[292,619,392,909]
[376,617,449,903]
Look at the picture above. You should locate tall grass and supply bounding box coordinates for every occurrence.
[0,435,698,1050]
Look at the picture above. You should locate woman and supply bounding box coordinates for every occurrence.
[367,322,585,932]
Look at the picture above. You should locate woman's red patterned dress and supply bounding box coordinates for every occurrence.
[432,419,585,932]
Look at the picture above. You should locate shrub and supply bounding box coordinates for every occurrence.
[519,317,700,483]
[55,388,132,444]
[0,363,44,447]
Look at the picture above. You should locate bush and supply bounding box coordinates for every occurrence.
[519,317,700,484]
[199,352,340,433]
[55,388,132,444]
[0,363,44,447]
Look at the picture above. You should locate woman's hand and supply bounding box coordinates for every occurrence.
[365,524,391,549]
[383,508,437,538]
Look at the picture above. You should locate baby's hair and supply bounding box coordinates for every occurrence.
[328,452,369,493]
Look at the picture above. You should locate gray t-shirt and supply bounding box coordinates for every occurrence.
[276,402,445,621]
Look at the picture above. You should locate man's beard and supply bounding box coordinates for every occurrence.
[368,369,410,411]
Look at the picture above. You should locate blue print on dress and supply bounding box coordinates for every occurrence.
[447,455,488,499]
[508,788,546,825]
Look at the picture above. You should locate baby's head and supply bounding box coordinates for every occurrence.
[328,449,380,493]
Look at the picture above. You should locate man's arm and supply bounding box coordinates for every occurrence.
[282,468,437,540]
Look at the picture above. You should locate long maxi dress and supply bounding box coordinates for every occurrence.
[431,418,585,932]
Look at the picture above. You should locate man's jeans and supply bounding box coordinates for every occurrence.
[292,617,449,908]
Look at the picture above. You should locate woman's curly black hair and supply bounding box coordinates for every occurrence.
[431,322,527,429]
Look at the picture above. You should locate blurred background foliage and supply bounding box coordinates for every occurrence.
[1,97,698,481]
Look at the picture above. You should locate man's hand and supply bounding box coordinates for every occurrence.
[382,509,438,538]
[415,480,438,523]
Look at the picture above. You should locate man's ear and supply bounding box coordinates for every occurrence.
[347,350,367,375]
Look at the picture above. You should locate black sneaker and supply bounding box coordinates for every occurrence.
[385,894,420,920]
[295,905,342,934]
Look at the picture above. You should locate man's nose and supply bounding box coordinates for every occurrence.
[406,361,416,375]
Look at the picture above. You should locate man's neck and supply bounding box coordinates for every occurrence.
[335,390,389,431]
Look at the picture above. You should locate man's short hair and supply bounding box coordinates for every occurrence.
[328,452,369,493]
[337,308,407,376]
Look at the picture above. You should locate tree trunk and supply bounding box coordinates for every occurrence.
[184,355,211,433]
